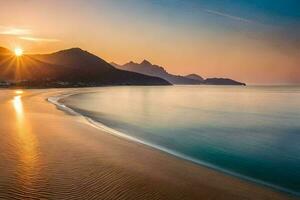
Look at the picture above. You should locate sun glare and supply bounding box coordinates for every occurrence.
[14,47,23,57]
[15,90,24,95]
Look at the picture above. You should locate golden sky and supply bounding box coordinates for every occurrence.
[0,0,299,85]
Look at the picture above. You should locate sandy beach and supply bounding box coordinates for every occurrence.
[0,89,295,200]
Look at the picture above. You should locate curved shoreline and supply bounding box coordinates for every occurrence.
[47,89,299,197]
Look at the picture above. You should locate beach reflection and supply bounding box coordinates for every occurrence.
[12,92,39,190]
[13,95,23,116]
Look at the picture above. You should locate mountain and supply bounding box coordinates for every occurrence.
[185,74,204,82]
[34,48,113,72]
[0,47,171,87]
[113,60,202,85]
[0,47,245,87]
[113,60,246,86]
[203,78,246,86]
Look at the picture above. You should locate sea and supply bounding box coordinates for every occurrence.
[58,85,300,195]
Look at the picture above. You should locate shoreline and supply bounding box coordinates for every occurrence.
[48,88,299,197]
[0,88,295,199]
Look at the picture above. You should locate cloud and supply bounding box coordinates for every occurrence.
[0,26,31,35]
[0,25,59,43]
[204,9,254,24]
[19,36,60,42]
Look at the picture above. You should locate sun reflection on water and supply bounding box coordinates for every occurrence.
[13,95,23,116]
[15,90,24,95]
[12,92,39,190]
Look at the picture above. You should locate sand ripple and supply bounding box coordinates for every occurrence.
[0,90,293,200]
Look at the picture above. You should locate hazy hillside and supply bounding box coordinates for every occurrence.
[203,78,246,86]
[113,60,246,86]
[185,74,204,82]
[112,60,202,85]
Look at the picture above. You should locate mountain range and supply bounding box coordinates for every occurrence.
[112,60,246,86]
[111,60,203,85]
[0,46,245,87]
[0,47,170,87]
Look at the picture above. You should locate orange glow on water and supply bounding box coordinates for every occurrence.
[13,95,23,115]
[15,90,23,95]
[12,94,40,190]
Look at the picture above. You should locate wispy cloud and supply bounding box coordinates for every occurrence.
[204,9,254,24]
[0,26,31,35]
[0,25,59,43]
[19,36,60,42]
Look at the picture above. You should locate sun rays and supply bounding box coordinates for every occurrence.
[0,47,41,81]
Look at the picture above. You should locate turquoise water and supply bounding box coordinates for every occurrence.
[60,86,300,195]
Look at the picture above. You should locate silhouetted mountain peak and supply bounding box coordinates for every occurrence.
[141,60,152,65]
[114,59,245,85]
[204,78,246,86]
[185,74,204,81]
[63,47,83,51]
[128,61,136,65]
[110,62,120,68]
[33,47,114,71]
[52,47,90,57]
[114,60,204,85]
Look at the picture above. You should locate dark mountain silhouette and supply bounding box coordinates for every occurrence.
[112,60,246,86]
[34,48,113,71]
[112,60,202,85]
[0,47,170,87]
[203,78,246,86]
[185,74,204,82]
[0,46,245,87]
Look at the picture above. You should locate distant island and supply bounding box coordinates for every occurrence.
[112,60,246,86]
[0,46,245,88]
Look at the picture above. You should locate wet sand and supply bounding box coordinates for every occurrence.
[0,89,295,199]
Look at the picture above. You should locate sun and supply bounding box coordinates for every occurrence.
[14,47,23,57]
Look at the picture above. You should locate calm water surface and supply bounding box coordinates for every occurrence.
[61,86,300,195]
